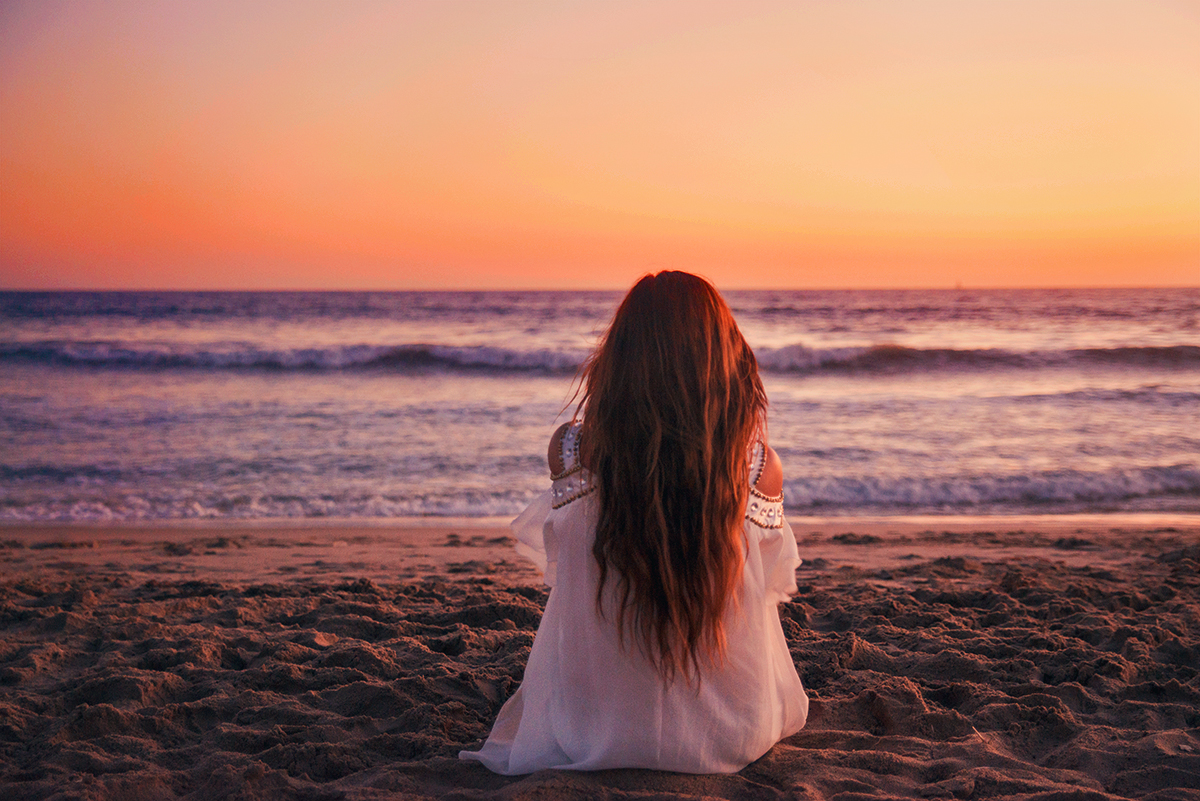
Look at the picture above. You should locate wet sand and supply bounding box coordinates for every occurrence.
[1,515,1198,799]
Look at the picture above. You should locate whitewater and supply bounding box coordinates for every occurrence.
[2,288,1197,521]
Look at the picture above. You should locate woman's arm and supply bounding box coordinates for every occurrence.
[754,444,784,498]
[547,422,571,477]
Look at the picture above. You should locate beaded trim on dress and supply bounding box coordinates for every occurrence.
[746,485,785,529]
[549,423,785,527]
[551,423,595,509]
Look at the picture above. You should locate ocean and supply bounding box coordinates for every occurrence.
[1,288,1198,522]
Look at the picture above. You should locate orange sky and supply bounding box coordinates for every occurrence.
[1,0,1197,289]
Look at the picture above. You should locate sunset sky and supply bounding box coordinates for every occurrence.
[1,0,1197,289]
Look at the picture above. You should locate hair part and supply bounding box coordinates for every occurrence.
[577,271,767,683]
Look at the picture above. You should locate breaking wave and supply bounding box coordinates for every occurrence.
[4,463,1196,522]
[0,341,589,373]
[3,340,1198,375]
[784,463,1200,513]
[754,344,1200,373]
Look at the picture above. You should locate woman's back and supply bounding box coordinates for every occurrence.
[459,272,808,774]
[459,422,808,774]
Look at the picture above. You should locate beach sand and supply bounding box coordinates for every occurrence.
[1,516,1197,799]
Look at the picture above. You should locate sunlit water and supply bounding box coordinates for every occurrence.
[2,288,1197,521]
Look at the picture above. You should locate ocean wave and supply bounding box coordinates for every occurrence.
[3,339,1198,375]
[754,343,1200,373]
[1009,385,1200,407]
[0,290,622,322]
[0,341,589,373]
[0,490,537,522]
[3,464,1197,522]
[784,463,1200,512]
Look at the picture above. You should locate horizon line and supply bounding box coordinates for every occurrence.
[1,284,1198,293]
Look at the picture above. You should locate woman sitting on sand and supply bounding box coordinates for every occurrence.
[460,271,808,774]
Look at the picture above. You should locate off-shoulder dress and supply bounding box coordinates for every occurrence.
[459,422,808,774]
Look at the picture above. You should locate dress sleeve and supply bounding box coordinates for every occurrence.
[748,519,801,605]
[510,490,556,587]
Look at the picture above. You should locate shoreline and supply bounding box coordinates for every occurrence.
[2,513,1198,591]
[4,509,1198,532]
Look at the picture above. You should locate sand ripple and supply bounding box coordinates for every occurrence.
[1,541,1197,799]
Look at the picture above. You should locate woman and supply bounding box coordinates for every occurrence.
[460,271,808,774]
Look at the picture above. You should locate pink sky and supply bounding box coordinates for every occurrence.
[1,0,1197,289]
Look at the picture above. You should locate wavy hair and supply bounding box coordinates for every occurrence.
[577,271,767,683]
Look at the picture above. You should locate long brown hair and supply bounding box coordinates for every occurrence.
[577,271,767,683]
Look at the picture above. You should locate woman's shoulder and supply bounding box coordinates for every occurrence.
[548,421,594,509]
[746,442,785,529]
[547,422,570,476]
[551,424,781,490]
[753,444,783,498]
[547,421,583,477]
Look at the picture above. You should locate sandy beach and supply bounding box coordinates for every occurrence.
[2,515,1198,799]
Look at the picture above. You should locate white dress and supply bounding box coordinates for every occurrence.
[459,424,808,774]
